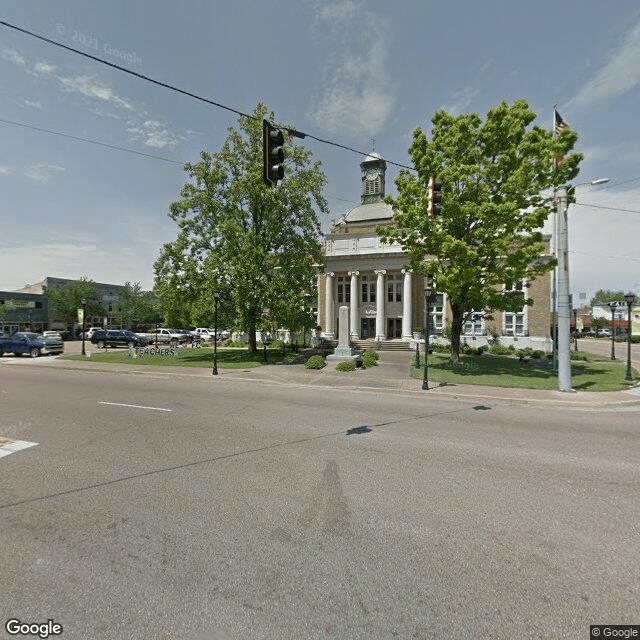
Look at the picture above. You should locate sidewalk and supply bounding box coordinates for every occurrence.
[5,341,639,408]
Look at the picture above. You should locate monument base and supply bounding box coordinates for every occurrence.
[326,348,359,362]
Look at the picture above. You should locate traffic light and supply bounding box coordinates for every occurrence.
[427,177,442,216]
[263,119,285,187]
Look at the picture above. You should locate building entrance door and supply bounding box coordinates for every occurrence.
[360,318,376,339]
[387,318,402,339]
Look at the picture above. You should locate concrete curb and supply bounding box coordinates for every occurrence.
[5,350,640,408]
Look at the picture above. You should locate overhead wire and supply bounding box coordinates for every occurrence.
[0,19,415,171]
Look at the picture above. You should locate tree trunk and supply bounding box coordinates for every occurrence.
[450,305,465,362]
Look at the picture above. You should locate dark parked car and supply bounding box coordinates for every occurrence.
[90,330,150,349]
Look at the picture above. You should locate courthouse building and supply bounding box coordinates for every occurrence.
[317,152,552,351]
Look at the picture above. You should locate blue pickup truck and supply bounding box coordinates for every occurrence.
[0,332,65,358]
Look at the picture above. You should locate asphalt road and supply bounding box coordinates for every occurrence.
[1,365,639,639]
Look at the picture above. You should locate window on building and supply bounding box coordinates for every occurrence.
[361,275,376,303]
[387,274,402,303]
[504,280,527,336]
[336,276,351,304]
[464,310,485,336]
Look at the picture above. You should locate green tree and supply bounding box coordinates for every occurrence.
[44,278,106,336]
[590,289,626,306]
[378,100,582,361]
[155,104,327,352]
[115,282,159,328]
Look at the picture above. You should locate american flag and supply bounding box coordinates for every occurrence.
[554,109,569,135]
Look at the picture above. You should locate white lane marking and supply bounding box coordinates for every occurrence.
[0,439,38,458]
[98,401,172,412]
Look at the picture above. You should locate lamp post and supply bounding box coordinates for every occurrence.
[555,178,609,391]
[422,282,433,390]
[607,301,619,360]
[212,291,220,376]
[624,293,636,382]
[81,298,87,356]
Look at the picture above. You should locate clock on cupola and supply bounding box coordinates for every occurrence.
[360,151,386,204]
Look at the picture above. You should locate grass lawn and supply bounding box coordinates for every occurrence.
[409,351,640,392]
[61,346,298,369]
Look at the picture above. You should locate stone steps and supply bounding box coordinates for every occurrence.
[351,339,413,352]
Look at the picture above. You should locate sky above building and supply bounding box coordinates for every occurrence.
[1,0,639,304]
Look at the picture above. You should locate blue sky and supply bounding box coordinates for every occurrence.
[1,0,639,304]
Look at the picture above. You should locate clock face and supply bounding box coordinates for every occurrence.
[365,170,379,181]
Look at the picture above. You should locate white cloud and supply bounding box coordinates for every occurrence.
[0,163,65,183]
[2,48,26,65]
[126,119,185,149]
[568,20,640,109]
[57,74,136,111]
[442,87,480,115]
[18,98,42,109]
[306,0,396,139]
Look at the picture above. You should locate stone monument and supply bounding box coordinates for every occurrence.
[326,305,358,362]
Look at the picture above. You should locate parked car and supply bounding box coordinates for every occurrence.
[90,330,150,349]
[136,328,190,347]
[81,327,102,340]
[193,327,215,342]
[0,331,64,357]
[42,330,63,341]
[173,329,201,345]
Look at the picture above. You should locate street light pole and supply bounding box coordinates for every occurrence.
[422,282,432,391]
[556,186,573,392]
[81,298,87,356]
[624,293,636,382]
[607,302,618,360]
[555,178,609,392]
[212,291,220,376]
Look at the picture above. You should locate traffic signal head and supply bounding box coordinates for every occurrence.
[263,119,285,187]
[427,177,442,216]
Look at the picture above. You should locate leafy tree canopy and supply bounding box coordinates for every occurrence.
[44,278,106,331]
[590,289,627,306]
[378,99,582,360]
[154,103,327,351]
[115,282,159,327]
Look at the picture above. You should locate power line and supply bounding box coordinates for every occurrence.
[0,19,415,171]
[570,250,640,263]
[573,202,640,215]
[0,115,361,207]
[0,116,184,165]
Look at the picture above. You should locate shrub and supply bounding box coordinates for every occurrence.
[516,347,534,359]
[304,355,326,369]
[336,360,357,372]
[430,342,451,353]
[532,350,544,359]
[362,352,378,368]
[476,344,489,355]
[461,343,475,355]
[362,349,379,361]
[570,352,589,361]
[227,340,247,348]
[488,344,512,355]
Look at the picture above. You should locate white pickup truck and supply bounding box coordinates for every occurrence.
[136,328,193,347]
[193,327,215,342]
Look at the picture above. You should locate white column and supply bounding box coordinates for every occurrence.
[324,272,335,338]
[348,271,359,341]
[402,269,413,340]
[375,269,386,341]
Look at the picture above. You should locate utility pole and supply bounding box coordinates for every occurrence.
[556,187,573,391]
